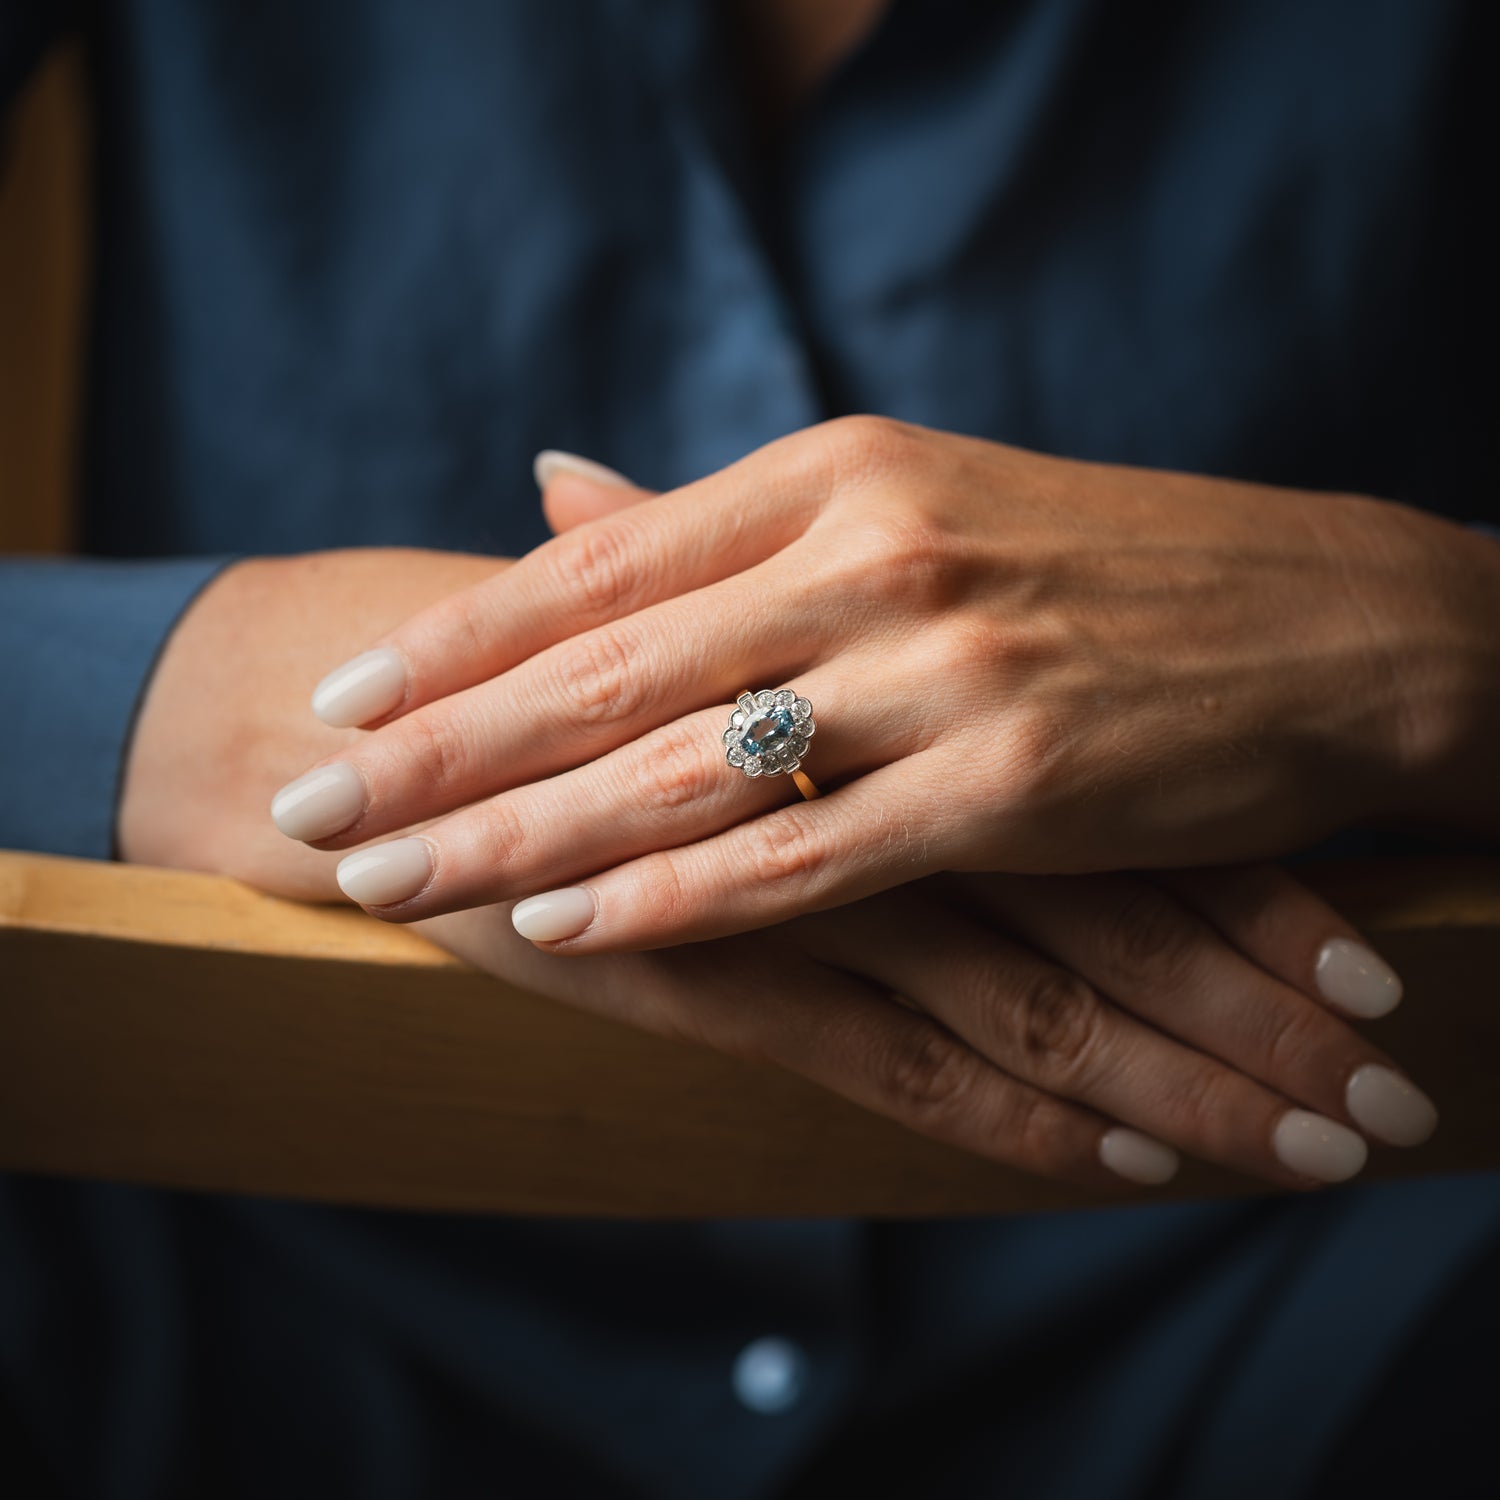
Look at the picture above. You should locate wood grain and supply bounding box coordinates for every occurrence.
[1,849,1496,1217]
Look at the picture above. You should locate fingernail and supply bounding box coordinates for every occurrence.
[270,762,366,841]
[533,450,634,492]
[311,648,407,728]
[336,837,433,907]
[1272,1109,1368,1183]
[511,887,596,942]
[1315,937,1402,1017]
[1345,1063,1438,1147]
[1099,1127,1180,1185]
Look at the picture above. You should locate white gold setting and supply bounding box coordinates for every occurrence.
[722,689,816,779]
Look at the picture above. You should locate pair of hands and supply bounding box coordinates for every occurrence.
[258,417,1451,1190]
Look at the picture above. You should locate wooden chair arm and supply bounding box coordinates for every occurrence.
[2,848,1496,1216]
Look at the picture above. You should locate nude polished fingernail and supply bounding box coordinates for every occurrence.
[1314,937,1402,1017]
[336,838,433,907]
[532,450,633,491]
[270,762,365,841]
[1272,1109,1368,1183]
[511,888,596,942]
[1346,1064,1438,1147]
[1099,1128,1180,1185]
[311,648,407,728]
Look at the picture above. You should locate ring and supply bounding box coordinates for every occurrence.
[722,689,820,800]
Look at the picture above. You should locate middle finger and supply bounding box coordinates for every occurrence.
[273,556,872,849]
[312,665,917,916]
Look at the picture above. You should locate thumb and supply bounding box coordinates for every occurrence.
[533,450,658,533]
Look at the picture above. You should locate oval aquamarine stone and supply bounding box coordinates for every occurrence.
[738,705,796,757]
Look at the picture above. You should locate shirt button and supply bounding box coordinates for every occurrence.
[731,1335,808,1414]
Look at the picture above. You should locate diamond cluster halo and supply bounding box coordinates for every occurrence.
[722,689,815,779]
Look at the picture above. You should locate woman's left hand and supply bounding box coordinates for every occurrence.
[271,416,1486,950]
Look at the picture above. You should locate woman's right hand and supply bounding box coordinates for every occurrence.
[423,860,1436,1192]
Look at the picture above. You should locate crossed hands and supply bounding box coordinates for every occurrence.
[271,417,1441,1191]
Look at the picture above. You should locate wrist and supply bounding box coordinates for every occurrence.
[1344,499,1500,839]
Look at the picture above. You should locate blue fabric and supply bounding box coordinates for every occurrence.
[1,1,1496,1496]
[0,556,239,857]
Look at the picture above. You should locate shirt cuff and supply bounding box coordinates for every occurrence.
[2,554,244,860]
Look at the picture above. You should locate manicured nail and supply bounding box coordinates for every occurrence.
[511,887,596,942]
[311,648,407,728]
[1098,1127,1180,1185]
[1314,937,1402,1017]
[336,837,433,907]
[1272,1109,1368,1183]
[270,762,366,841]
[533,450,633,492]
[1345,1063,1438,1147]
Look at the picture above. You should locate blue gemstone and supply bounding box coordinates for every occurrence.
[739,706,795,757]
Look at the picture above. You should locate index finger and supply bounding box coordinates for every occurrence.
[307,436,828,728]
[1150,863,1404,1018]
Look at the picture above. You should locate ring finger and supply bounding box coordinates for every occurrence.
[317,665,914,917]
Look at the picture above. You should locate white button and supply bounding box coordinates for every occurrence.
[731,1335,808,1414]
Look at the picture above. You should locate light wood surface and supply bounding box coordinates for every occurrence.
[2,848,1496,1217]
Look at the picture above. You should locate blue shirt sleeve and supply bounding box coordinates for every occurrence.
[1,555,241,859]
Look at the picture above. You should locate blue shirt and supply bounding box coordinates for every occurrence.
[2,3,1496,1496]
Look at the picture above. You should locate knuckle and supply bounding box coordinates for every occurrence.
[396,708,471,793]
[1258,1001,1330,1084]
[554,522,641,618]
[636,851,692,937]
[829,504,967,612]
[1157,1059,1223,1152]
[821,412,917,476]
[928,613,1002,681]
[753,806,828,888]
[556,626,646,728]
[631,725,719,816]
[1006,1088,1072,1177]
[472,794,529,871]
[1013,969,1103,1083]
[424,591,491,677]
[982,705,1069,812]
[1098,885,1204,992]
[870,1023,978,1127]
[801,415,926,516]
[806,418,976,612]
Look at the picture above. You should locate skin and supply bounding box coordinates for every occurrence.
[280,417,1500,952]
[117,528,1431,1193]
